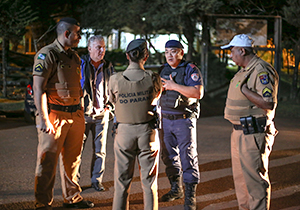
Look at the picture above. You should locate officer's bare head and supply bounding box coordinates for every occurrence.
[126,39,149,63]
[88,35,106,62]
[56,17,81,48]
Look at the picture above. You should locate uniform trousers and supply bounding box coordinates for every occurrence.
[112,123,160,210]
[34,109,85,207]
[231,126,275,210]
[160,117,200,184]
[80,115,109,184]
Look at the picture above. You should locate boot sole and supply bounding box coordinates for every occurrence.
[160,194,184,202]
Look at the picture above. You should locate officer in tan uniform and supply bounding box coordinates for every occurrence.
[33,17,94,209]
[108,39,162,210]
[221,34,279,210]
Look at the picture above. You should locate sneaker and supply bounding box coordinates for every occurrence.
[91,182,105,191]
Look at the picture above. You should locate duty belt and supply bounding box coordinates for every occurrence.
[233,124,243,130]
[49,103,81,113]
[162,113,189,120]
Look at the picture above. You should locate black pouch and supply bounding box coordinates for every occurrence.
[256,117,266,133]
[240,116,266,135]
[246,116,256,134]
[240,116,250,135]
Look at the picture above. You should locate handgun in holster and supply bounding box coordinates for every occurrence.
[112,121,119,137]
[185,101,200,119]
[148,106,160,129]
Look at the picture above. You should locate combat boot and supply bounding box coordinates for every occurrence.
[160,175,184,202]
[184,182,197,210]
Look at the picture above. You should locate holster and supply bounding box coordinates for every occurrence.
[149,114,160,129]
[240,115,266,135]
[112,122,119,137]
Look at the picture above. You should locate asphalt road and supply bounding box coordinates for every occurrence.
[0,115,300,210]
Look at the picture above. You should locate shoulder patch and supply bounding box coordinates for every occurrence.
[37,53,46,60]
[258,72,269,85]
[34,64,44,72]
[262,87,272,97]
[191,73,199,82]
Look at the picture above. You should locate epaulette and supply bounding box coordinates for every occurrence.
[186,61,199,70]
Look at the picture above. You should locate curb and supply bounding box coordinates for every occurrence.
[0,100,24,112]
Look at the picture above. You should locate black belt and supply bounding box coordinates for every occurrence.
[49,104,81,113]
[162,113,189,120]
[233,124,243,130]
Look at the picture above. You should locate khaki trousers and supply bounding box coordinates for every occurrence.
[34,109,85,207]
[113,123,159,210]
[231,126,275,210]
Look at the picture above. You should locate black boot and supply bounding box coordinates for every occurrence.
[160,175,184,202]
[184,182,197,210]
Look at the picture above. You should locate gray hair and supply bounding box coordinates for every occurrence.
[87,35,104,47]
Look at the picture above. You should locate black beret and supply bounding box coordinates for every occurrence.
[165,40,184,49]
[58,17,80,26]
[126,39,147,53]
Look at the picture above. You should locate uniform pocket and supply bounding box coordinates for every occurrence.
[253,133,266,152]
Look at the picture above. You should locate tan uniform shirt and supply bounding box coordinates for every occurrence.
[224,55,279,124]
[33,39,82,106]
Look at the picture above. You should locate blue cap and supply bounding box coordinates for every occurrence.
[165,40,184,49]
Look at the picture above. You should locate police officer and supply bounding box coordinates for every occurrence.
[221,34,279,210]
[79,35,114,191]
[159,40,204,210]
[33,17,94,209]
[108,39,162,210]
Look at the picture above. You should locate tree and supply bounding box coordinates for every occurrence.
[0,0,37,98]
[283,0,300,100]
[27,0,84,51]
[80,0,223,61]
[145,0,223,60]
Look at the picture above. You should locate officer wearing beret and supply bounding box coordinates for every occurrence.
[33,17,93,209]
[159,40,204,210]
[108,39,162,210]
[221,34,279,210]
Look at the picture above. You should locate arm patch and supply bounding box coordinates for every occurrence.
[262,87,272,97]
[258,72,269,85]
[34,63,44,72]
[37,53,46,60]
